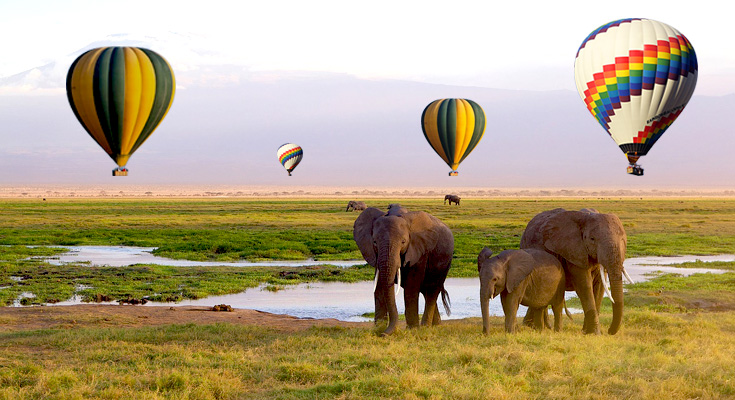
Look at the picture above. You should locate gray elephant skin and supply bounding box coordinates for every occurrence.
[478,247,567,334]
[520,208,627,335]
[444,194,461,205]
[346,201,367,211]
[353,207,453,335]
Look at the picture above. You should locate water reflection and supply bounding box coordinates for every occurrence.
[34,246,735,321]
[47,246,363,268]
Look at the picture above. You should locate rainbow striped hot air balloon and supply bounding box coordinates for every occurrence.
[277,143,303,176]
[66,47,175,176]
[574,19,697,176]
[421,98,486,176]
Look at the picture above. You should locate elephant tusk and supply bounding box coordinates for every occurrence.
[395,268,401,297]
[600,266,614,304]
[623,267,634,285]
[373,269,379,293]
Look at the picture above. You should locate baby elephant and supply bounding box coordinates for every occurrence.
[478,247,567,334]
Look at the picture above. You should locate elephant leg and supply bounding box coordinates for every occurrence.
[420,289,440,326]
[551,302,563,332]
[531,307,545,331]
[404,288,421,328]
[570,267,600,334]
[501,293,519,333]
[543,307,552,330]
[522,308,535,327]
[432,308,442,325]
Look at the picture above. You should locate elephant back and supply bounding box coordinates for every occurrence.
[520,208,566,249]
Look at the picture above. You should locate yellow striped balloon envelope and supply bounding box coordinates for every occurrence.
[66,47,175,176]
[421,98,486,176]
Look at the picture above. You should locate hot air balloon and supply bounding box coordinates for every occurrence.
[277,143,303,176]
[66,47,175,176]
[421,98,486,176]
[574,19,697,176]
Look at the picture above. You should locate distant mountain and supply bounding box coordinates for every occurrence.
[1,38,733,188]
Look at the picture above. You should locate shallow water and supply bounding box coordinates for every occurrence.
[32,246,735,321]
[46,246,363,267]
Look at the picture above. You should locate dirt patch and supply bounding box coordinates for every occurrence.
[0,305,372,333]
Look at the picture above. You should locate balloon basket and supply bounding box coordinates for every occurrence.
[626,164,644,176]
[448,171,458,176]
[112,167,129,177]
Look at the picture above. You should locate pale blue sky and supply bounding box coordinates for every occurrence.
[1,0,732,94]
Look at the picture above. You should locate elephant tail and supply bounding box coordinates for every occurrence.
[564,299,573,321]
[441,287,451,316]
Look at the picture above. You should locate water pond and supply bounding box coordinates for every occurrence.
[31,246,735,321]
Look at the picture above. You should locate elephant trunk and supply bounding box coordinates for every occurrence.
[346,204,350,211]
[607,269,624,335]
[480,281,492,334]
[600,244,625,335]
[376,243,400,336]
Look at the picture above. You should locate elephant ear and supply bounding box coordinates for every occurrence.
[353,207,385,266]
[505,250,537,294]
[402,211,445,268]
[542,211,590,267]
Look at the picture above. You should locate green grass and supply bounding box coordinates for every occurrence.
[0,246,373,306]
[3,198,735,398]
[659,260,735,270]
[2,198,735,277]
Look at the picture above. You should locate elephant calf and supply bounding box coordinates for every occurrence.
[478,247,567,334]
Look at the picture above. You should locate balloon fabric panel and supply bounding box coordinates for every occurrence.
[421,100,449,165]
[66,48,112,155]
[421,98,486,172]
[277,143,303,174]
[66,46,175,168]
[130,48,176,156]
[574,19,697,158]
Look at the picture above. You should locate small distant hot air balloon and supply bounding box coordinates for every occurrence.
[421,98,486,176]
[574,19,697,176]
[277,143,303,176]
[66,47,175,176]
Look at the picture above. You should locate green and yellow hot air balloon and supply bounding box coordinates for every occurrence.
[421,98,486,176]
[66,46,175,176]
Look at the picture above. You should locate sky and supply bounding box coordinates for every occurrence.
[2,0,732,94]
[0,0,733,188]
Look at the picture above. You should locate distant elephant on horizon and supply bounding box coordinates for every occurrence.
[346,200,367,211]
[478,247,569,334]
[444,194,460,205]
[353,207,453,336]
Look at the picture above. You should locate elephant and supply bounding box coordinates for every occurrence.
[444,194,461,205]
[387,203,409,215]
[478,247,568,334]
[346,200,367,211]
[353,207,453,335]
[520,208,631,335]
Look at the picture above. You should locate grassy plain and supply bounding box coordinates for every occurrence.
[3,197,735,262]
[2,197,735,398]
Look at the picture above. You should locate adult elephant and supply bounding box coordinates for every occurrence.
[346,200,367,211]
[520,208,630,335]
[353,207,453,335]
[444,194,461,205]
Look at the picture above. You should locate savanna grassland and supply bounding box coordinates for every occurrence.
[2,197,735,399]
